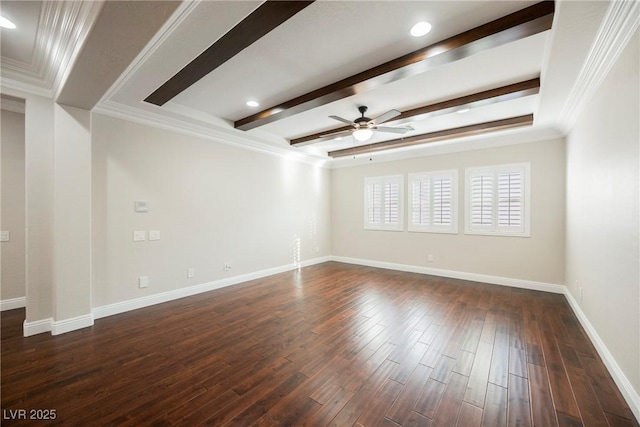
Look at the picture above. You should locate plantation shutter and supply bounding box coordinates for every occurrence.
[367,182,382,225]
[465,163,530,236]
[470,172,494,229]
[411,177,431,226]
[408,171,457,233]
[364,175,403,231]
[433,177,453,226]
[384,181,400,225]
[497,171,523,230]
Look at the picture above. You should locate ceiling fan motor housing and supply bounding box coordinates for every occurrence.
[355,106,372,127]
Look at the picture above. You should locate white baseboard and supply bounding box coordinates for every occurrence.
[23,313,95,337]
[563,290,640,422]
[52,314,94,336]
[23,318,53,337]
[93,256,331,320]
[330,256,564,294]
[1,296,26,311]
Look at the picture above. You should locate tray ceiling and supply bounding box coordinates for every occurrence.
[1,1,619,163]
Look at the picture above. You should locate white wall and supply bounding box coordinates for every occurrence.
[53,104,92,325]
[2,92,95,333]
[565,29,639,395]
[91,113,331,308]
[331,138,566,285]
[24,95,55,323]
[1,109,26,301]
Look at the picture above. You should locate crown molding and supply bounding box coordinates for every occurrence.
[96,0,199,106]
[93,100,328,167]
[0,77,53,98]
[0,97,26,114]
[51,1,104,98]
[1,56,35,77]
[558,0,640,133]
[1,58,49,92]
[0,0,103,98]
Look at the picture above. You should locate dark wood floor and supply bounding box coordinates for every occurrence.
[1,262,637,426]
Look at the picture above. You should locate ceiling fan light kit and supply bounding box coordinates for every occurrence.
[327,105,409,143]
[353,128,374,142]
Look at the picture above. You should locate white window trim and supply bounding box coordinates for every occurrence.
[464,162,531,237]
[408,170,458,234]
[364,175,404,231]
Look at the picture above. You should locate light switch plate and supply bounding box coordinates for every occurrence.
[133,231,146,242]
[135,200,149,213]
[0,231,9,242]
[187,268,195,278]
[149,230,160,241]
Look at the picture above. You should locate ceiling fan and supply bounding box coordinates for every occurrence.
[323,106,413,142]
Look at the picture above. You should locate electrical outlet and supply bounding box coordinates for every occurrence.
[139,276,149,288]
[149,230,160,241]
[224,263,231,271]
[0,231,9,242]
[427,254,434,262]
[133,231,146,242]
[187,268,195,278]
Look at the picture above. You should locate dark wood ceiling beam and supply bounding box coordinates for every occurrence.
[328,114,534,158]
[235,1,554,131]
[144,1,315,106]
[290,78,540,146]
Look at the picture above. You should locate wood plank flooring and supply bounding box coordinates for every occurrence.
[1,262,637,426]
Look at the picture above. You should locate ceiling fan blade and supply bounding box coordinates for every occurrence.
[329,115,354,125]
[375,126,411,134]
[372,109,401,125]
[319,130,352,139]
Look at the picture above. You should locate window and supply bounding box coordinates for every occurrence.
[408,170,458,233]
[364,175,403,231]
[465,163,530,236]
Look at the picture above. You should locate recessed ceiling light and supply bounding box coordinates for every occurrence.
[246,100,259,107]
[334,137,342,141]
[410,21,431,37]
[457,108,470,114]
[0,16,16,29]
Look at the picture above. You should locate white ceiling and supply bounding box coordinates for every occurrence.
[0,0,40,65]
[0,0,616,163]
[0,0,103,97]
[168,0,540,122]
